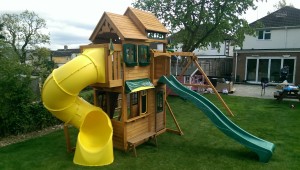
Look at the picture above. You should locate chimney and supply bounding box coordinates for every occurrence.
[64,45,68,50]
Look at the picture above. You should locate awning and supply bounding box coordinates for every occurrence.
[125,78,154,93]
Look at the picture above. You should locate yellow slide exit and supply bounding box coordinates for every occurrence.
[42,48,113,166]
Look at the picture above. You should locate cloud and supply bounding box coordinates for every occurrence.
[0,0,134,50]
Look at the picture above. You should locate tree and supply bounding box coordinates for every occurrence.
[267,0,294,14]
[273,0,293,9]
[0,23,4,39]
[29,47,55,81]
[0,10,50,63]
[133,0,264,52]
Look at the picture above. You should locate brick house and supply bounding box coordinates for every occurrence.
[234,6,300,85]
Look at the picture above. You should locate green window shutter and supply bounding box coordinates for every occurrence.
[123,44,137,67]
[138,45,150,66]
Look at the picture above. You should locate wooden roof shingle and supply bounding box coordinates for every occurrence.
[89,12,147,41]
[125,7,169,34]
[89,7,169,42]
[106,12,147,40]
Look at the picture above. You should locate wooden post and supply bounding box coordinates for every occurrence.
[165,100,184,135]
[192,56,234,117]
[63,124,74,153]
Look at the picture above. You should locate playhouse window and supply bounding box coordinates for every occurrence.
[131,92,138,105]
[123,44,137,67]
[138,45,150,66]
[147,31,165,40]
[127,92,139,119]
[156,90,164,113]
[140,90,147,114]
[127,90,148,119]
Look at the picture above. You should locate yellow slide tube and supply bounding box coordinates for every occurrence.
[42,48,113,166]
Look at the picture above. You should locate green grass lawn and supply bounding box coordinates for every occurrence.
[0,95,299,170]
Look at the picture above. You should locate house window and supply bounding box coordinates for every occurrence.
[138,45,150,66]
[246,57,295,83]
[123,44,137,67]
[258,30,271,40]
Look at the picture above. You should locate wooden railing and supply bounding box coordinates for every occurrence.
[81,43,123,88]
[106,44,123,87]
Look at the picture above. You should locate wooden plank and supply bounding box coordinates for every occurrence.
[127,118,149,138]
[125,66,150,80]
[108,79,123,87]
[127,131,157,157]
[107,52,112,81]
[117,51,122,79]
[113,54,118,80]
[112,119,125,150]
[127,128,149,139]
[155,112,165,131]
[127,132,156,144]
[80,44,108,51]
[171,51,194,57]
[127,118,148,130]
[127,119,148,130]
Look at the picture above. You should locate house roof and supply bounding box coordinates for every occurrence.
[52,48,80,57]
[250,6,300,28]
[89,7,169,42]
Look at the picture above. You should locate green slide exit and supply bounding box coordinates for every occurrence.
[158,75,275,163]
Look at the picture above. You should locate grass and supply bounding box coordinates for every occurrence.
[0,94,300,170]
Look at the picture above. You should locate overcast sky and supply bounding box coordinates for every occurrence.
[1,0,300,50]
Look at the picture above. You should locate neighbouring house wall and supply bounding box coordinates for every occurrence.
[243,28,300,49]
[234,52,300,85]
[233,54,247,82]
[194,43,234,57]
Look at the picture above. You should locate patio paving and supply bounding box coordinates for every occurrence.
[229,83,277,99]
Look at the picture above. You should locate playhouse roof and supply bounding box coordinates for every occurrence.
[89,7,169,42]
[124,7,169,34]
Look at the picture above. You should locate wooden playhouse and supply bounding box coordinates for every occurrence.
[76,7,180,155]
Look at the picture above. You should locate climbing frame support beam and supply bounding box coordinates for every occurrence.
[192,56,234,117]
[165,100,184,135]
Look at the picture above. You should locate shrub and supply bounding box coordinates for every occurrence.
[0,45,61,137]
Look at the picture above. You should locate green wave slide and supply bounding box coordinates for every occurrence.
[158,75,275,163]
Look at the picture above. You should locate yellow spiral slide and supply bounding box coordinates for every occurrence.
[42,48,113,166]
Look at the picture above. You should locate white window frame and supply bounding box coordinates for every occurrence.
[245,56,296,84]
[258,30,271,40]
